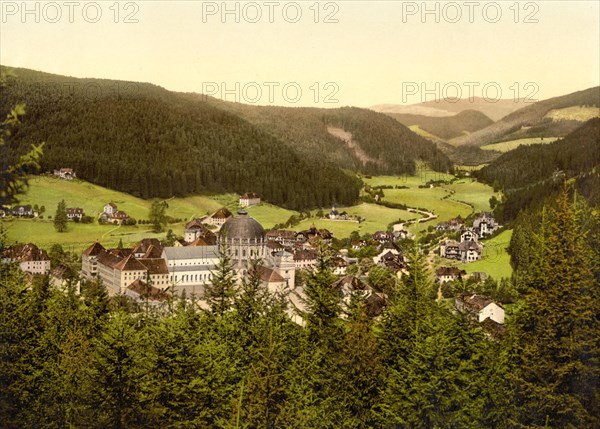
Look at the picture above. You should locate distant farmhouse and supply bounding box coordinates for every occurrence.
[12,205,34,217]
[54,168,76,180]
[67,207,84,220]
[2,243,51,275]
[325,206,361,223]
[99,203,129,224]
[239,192,261,207]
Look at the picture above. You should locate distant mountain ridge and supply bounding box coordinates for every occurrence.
[371,97,531,121]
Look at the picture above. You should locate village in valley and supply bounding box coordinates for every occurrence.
[1,166,508,335]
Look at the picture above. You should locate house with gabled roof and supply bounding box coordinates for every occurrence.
[207,207,232,226]
[125,279,170,309]
[473,212,500,237]
[435,266,466,283]
[12,205,33,217]
[239,192,261,207]
[455,293,505,324]
[66,207,84,220]
[184,219,217,244]
[2,243,51,275]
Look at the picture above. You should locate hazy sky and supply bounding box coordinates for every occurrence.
[1,1,599,107]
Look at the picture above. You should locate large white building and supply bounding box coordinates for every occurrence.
[2,243,51,275]
[162,245,220,297]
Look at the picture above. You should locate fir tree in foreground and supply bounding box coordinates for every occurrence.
[507,186,600,428]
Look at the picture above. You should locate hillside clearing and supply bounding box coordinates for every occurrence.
[481,137,559,152]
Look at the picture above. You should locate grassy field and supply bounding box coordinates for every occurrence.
[459,230,513,279]
[481,137,559,152]
[442,179,499,213]
[431,229,513,280]
[6,176,299,251]
[293,203,414,237]
[2,218,165,253]
[363,170,497,234]
[6,171,499,249]
[246,203,298,229]
[545,105,599,122]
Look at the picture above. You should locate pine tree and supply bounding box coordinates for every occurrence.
[509,186,600,428]
[54,199,68,232]
[90,311,147,428]
[148,200,166,233]
[205,242,237,317]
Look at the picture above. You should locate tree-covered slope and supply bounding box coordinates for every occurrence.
[199,98,454,175]
[0,66,361,210]
[474,118,600,220]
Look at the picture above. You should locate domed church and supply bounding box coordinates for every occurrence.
[219,209,267,268]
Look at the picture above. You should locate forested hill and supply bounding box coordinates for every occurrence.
[475,118,600,220]
[195,98,453,176]
[453,87,600,147]
[0,66,363,210]
[386,109,494,140]
[1,66,453,209]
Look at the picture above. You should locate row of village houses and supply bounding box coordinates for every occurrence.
[1,209,505,331]
[0,240,503,331]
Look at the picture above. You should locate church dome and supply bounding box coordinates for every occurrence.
[220,209,265,242]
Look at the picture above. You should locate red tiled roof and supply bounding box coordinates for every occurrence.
[83,242,106,257]
[127,279,170,302]
[112,255,147,272]
[2,243,49,262]
[138,258,169,275]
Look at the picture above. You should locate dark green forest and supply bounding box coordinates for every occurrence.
[0,66,453,210]
[1,187,598,429]
[475,118,600,221]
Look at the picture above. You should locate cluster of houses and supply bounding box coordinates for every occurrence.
[0,204,84,220]
[324,205,363,223]
[438,213,500,263]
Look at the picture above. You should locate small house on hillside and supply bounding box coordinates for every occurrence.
[54,168,76,180]
[12,205,33,217]
[67,208,84,220]
[435,266,466,283]
[455,293,505,324]
[240,193,261,207]
[207,207,232,226]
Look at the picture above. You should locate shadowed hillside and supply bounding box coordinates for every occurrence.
[453,87,600,147]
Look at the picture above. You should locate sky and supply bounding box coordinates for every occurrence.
[1,1,599,107]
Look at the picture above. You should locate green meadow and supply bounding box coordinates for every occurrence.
[292,203,414,237]
[5,170,500,250]
[432,229,513,280]
[459,229,513,279]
